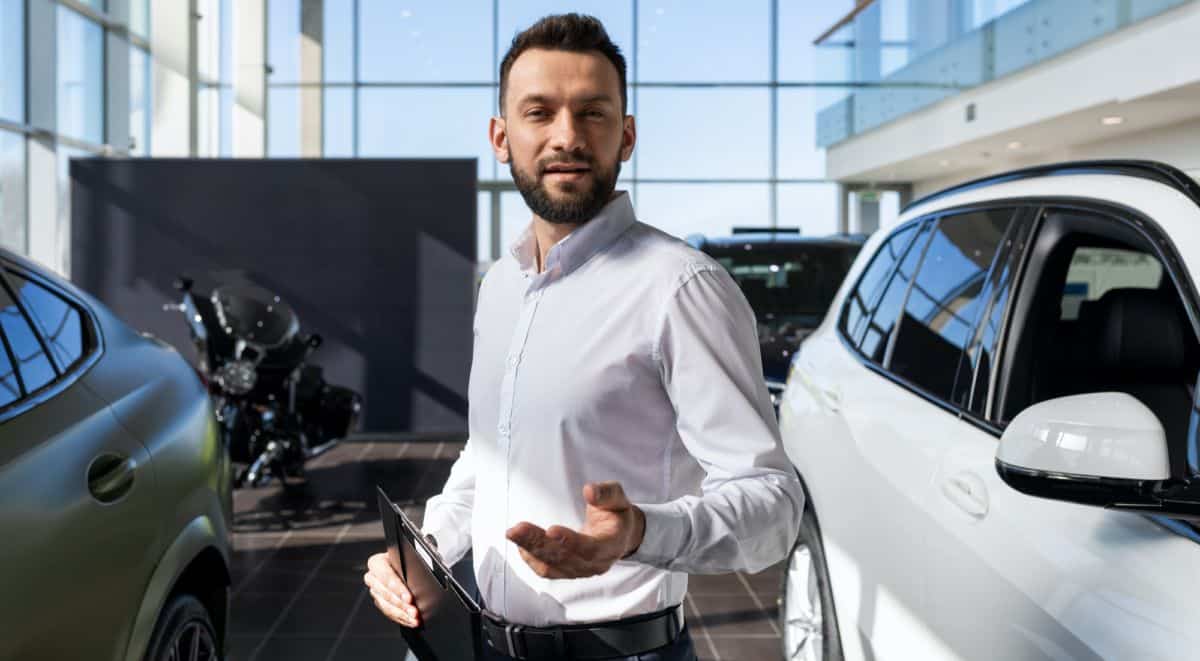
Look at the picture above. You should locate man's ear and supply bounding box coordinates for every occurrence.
[620,115,636,162]
[490,116,510,164]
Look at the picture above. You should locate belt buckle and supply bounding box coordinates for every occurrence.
[503,623,525,659]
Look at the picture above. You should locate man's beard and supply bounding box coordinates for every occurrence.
[511,149,622,225]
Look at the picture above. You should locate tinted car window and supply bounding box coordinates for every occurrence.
[841,223,920,345]
[0,331,20,407]
[8,272,85,370]
[966,239,1021,417]
[859,222,934,364]
[713,243,860,332]
[0,284,57,393]
[1060,247,1162,320]
[889,209,1014,401]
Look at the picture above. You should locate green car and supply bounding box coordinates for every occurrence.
[0,249,233,661]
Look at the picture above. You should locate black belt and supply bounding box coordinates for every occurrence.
[480,604,684,660]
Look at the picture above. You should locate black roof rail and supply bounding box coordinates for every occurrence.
[731,226,801,234]
[903,160,1200,214]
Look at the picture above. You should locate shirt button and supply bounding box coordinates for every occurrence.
[507,354,520,368]
[498,423,509,436]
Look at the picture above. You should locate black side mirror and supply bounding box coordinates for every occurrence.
[308,333,323,349]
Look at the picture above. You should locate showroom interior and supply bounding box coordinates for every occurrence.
[2,1,1200,660]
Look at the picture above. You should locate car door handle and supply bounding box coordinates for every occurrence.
[941,471,989,518]
[819,386,842,412]
[87,453,137,504]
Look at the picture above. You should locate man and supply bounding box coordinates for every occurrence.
[365,14,803,661]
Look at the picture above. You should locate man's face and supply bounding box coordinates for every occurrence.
[491,48,636,225]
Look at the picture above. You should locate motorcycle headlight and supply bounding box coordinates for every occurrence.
[214,360,257,395]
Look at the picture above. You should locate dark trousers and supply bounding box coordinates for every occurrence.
[477,624,698,661]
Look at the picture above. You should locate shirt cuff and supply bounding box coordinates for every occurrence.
[626,501,693,568]
[421,519,470,567]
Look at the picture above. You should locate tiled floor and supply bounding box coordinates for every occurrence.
[228,438,785,661]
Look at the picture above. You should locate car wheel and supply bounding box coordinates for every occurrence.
[779,506,842,661]
[145,594,220,661]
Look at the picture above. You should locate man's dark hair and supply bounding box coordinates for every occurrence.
[499,14,628,116]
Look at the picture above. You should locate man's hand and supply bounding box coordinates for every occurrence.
[363,553,422,628]
[506,481,646,579]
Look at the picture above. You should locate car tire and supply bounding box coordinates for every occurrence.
[778,505,843,661]
[144,593,221,661]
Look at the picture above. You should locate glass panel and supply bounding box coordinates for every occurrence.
[324,87,354,157]
[498,3,633,84]
[358,88,494,180]
[969,227,1021,417]
[198,86,219,157]
[0,0,23,122]
[0,324,19,406]
[130,0,150,39]
[7,272,84,370]
[0,130,25,254]
[858,222,932,362]
[220,0,233,83]
[632,183,770,240]
[637,89,769,179]
[777,183,840,237]
[130,46,151,155]
[779,0,857,82]
[840,222,918,345]
[57,7,105,144]
[0,283,56,393]
[358,1,492,82]
[268,0,301,83]
[268,88,301,157]
[324,0,355,82]
[889,209,1013,401]
[500,190,530,254]
[220,86,234,157]
[778,89,825,180]
[1060,247,1164,320]
[637,0,769,82]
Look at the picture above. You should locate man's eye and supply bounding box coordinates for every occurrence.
[584,110,605,119]
[527,109,548,119]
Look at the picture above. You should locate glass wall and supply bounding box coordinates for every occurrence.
[57,5,105,145]
[267,0,861,261]
[815,0,1197,147]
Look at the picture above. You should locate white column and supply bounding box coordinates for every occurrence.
[151,0,197,156]
[300,0,323,157]
[232,0,266,157]
[26,0,59,271]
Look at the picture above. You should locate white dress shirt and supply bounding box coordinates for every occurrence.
[422,191,804,627]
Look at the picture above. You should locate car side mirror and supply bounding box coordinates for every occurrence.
[993,392,1200,518]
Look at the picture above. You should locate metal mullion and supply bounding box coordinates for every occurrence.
[0,119,35,135]
[769,0,778,228]
[56,0,116,29]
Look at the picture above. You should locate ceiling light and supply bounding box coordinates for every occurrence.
[1007,141,1023,150]
[1101,115,1125,126]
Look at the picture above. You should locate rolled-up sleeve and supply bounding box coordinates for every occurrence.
[628,265,804,574]
[421,440,476,566]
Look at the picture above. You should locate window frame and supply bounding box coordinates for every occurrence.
[836,201,1035,421]
[0,260,103,421]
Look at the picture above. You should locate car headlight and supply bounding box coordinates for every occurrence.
[214,360,257,395]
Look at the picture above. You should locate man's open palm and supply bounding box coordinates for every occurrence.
[506,481,646,579]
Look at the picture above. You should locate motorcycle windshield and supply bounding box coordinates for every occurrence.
[211,284,300,347]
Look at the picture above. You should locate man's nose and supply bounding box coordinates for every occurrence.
[548,111,586,153]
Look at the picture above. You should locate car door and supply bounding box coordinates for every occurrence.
[922,203,1200,660]
[0,270,160,661]
[788,217,957,661]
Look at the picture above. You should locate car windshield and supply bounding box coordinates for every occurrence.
[709,242,861,332]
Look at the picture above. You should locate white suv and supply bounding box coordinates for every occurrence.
[778,161,1200,661]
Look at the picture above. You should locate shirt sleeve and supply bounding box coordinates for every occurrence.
[627,265,805,574]
[421,440,476,566]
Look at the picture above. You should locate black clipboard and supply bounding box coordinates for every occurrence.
[376,486,482,660]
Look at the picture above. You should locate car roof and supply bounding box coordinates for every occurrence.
[693,233,866,249]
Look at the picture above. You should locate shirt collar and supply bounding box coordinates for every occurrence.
[509,191,635,278]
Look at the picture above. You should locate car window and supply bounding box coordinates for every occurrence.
[840,223,920,347]
[888,209,1015,402]
[966,240,1022,418]
[859,222,935,364]
[0,283,57,394]
[1060,247,1162,320]
[0,332,21,408]
[7,272,86,370]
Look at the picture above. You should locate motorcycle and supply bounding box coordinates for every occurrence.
[166,277,362,488]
